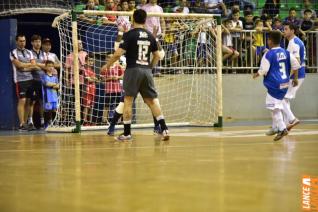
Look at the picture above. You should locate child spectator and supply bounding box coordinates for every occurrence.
[173,0,190,14]
[42,60,59,128]
[102,0,117,25]
[230,8,243,65]
[253,19,269,65]
[300,9,315,41]
[222,19,239,68]
[100,54,124,124]
[272,18,284,48]
[79,0,99,24]
[190,0,206,13]
[284,7,301,26]
[82,54,97,126]
[164,19,180,71]
[116,0,131,31]
[128,0,136,11]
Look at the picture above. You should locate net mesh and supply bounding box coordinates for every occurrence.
[51,11,220,131]
[0,0,73,16]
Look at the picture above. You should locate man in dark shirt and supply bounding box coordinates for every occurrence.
[103,9,169,141]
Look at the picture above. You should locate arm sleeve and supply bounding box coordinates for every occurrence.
[10,50,17,61]
[288,42,300,59]
[54,54,60,63]
[258,52,270,76]
[290,53,301,71]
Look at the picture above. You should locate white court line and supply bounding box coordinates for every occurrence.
[165,129,318,138]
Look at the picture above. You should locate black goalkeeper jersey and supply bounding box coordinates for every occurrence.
[119,27,158,69]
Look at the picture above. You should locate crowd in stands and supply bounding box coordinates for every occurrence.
[9,0,318,130]
[73,0,318,71]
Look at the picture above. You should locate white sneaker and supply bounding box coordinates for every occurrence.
[161,130,170,141]
[115,134,132,141]
[287,119,300,131]
[266,128,278,136]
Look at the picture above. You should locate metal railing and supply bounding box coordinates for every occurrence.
[223,30,318,74]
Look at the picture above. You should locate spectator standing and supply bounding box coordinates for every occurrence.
[142,0,166,37]
[30,34,45,129]
[42,38,60,76]
[42,60,59,128]
[10,35,37,131]
[82,54,98,126]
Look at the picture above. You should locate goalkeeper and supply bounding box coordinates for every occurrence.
[106,17,165,137]
[103,9,169,141]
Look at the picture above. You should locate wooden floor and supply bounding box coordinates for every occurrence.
[0,123,318,212]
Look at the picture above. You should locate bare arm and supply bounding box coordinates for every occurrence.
[160,17,166,36]
[150,50,160,69]
[103,48,126,70]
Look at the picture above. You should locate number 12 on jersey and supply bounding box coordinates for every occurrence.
[137,40,150,66]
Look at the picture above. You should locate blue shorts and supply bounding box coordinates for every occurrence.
[44,102,58,111]
[256,46,266,56]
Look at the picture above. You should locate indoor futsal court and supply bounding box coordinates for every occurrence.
[1,0,318,211]
[0,121,318,211]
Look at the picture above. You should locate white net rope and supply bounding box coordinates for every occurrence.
[0,0,72,16]
[52,12,220,130]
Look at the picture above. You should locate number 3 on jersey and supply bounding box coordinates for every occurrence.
[279,62,287,79]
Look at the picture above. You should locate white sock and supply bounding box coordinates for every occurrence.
[40,118,45,125]
[282,98,296,124]
[271,112,277,130]
[273,109,286,131]
[28,117,33,124]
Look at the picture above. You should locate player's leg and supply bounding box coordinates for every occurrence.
[115,95,134,140]
[140,69,169,141]
[272,108,288,141]
[107,94,125,136]
[266,93,288,141]
[282,79,304,130]
[115,68,140,141]
[143,98,169,141]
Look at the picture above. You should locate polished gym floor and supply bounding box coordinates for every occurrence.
[0,122,318,212]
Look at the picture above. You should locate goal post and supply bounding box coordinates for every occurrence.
[50,10,222,132]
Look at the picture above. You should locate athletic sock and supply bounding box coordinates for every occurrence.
[123,120,131,136]
[153,116,159,128]
[111,111,122,125]
[156,115,168,131]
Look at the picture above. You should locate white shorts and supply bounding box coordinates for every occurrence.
[285,78,304,99]
[266,93,284,110]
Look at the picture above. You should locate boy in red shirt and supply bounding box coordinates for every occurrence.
[82,54,98,125]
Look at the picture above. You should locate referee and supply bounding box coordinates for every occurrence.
[104,9,169,141]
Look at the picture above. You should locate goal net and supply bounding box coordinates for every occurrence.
[50,11,222,132]
[0,0,72,16]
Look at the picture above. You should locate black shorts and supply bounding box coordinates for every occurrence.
[16,80,33,99]
[31,80,43,101]
[123,67,158,99]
